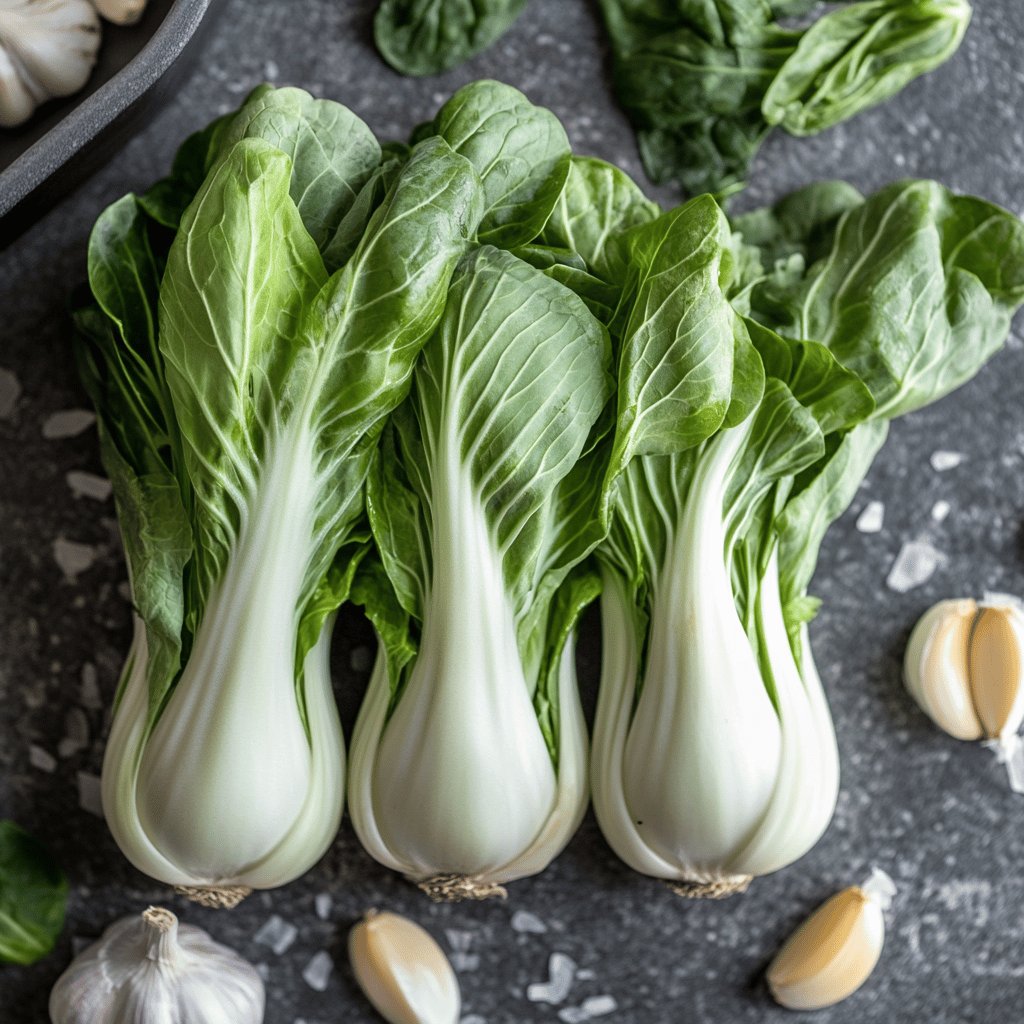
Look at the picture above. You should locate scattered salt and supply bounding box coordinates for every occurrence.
[582,995,617,1017]
[511,910,547,934]
[930,450,964,472]
[29,745,57,772]
[558,1009,590,1024]
[302,951,333,992]
[80,663,102,709]
[53,538,98,583]
[66,471,112,501]
[264,59,280,80]
[886,540,945,593]
[856,500,885,534]
[42,409,95,439]
[931,500,951,523]
[255,914,298,955]
[446,928,480,972]
[314,892,332,920]
[527,952,577,1004]
[256,962,270,981]
[460,1017,488,1024]
[77,771,103,816]
[58,708,90,757]
[576,969,596,981]
[0,367,21,420]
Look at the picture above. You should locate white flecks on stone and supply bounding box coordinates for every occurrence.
[77,771,103,817]
[576,969,596,981]
[117,580,133,602]
[264,59,280,79]
[460,1017,487,1024]
[582,995,617,1016]
[931,500,951,523]
[314,892,332,921]
[53,538,98,583]
[886,539,945,593]
[445,929,480,971]
[80,663,102,709]
[29,744,57,772]
[254,914,299,955]
[527,952,577,1004]
[350,645,373,672]
[42,409,96,439]
[66,470,112,501]
[511,909,547,934]
[930,450,964,472]
[302,951,333,992]
[0,367,21,420]
[256,962,270,981]
[558,1009,590,1024]
[856,500,885,534]
[58,707,90,757]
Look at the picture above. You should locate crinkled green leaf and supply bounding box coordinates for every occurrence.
[0,822,67,966]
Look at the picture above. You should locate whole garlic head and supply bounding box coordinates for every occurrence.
[904,598,1024,791]
[0,0,101,128]
[92,0,147,26]
[49,906,265,1024]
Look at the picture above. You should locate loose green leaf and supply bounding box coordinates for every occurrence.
[0,822,67,966]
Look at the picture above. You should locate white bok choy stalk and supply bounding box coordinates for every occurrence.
[349,245,612,899]
[590,177,1024,895]
[75,89,485,903]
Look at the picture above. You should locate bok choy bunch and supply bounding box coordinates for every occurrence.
[75,86,485,903]
[581,177,1024,893]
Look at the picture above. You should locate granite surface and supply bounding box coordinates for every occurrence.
[2,1,1024,1022]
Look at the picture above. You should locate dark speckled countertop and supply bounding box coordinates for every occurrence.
[2,2,1023,1022]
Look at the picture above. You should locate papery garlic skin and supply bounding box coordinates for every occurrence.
[767,869,895,1011]
[49,907,265,1024]
[349,910,460,1024]
[0,0,100,128]
[92,0,147,25]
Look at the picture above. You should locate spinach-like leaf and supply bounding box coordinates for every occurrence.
[0,822,67,966]
[374,0,529,76]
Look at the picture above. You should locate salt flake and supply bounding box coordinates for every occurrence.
[302,951,333,992]
[931,500,951,523]
[856,500,884,534]
[527,952,577,1004]
[511,909,547,934]
[42,409,95,439]
[582,995,617,1017]
[930,450,964,472]
[886,540,945,593]
[29,745,57,772]
[254,914,298,955]
[314,893,332,920]
[77,771,103,816]
[66,471,112,501]
[80,663,102,709]
[53,538,98,583]
[558,1009,590,1024]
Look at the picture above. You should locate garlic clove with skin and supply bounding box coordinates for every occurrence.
[349,909,461,1024]
[49,906,265,1024]
[767,868,895,1011]
[904,598,1024,791]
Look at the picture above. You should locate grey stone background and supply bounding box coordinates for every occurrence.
[2,1,1023,1021]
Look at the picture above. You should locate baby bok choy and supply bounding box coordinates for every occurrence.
[588,178,1024,894]
[348,244,612,899]
[75,88,485,904]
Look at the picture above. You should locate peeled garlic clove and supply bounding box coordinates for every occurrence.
[903,598,983,740]
[92,0,148,25]
[767,868,895,1011]
[969,604,1024,741]
[49,906,265,1024]
[349,910,460,1024]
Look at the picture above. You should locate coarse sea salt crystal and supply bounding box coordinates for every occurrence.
[302,951,333,992]
[255,914,298,955]
[886,540,945,593]
[447,928,480,968]
[29,745,57,772]
[77,771,103,816]
[931,500,951,523]
[558,1009,590,1024]
[314,893,332,920]
[582,995,617,1016]
[42,409,95,439]
[256,963,270,981]
[58,708,90,758]
[511,910,547,934]
[856,500,884,534]
[527,952,577,1004]
[80,663,102,709]
[930,450,964,472]
[66,471,112,502]
[53,538,98,583]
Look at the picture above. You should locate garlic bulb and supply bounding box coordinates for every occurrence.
[904,598,1024,791]
[349,910,460,1024]
[92,0,147,25]
[0,0,100,128]
[767,868,895,1011]
[49,906,265,1024]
